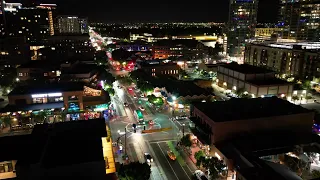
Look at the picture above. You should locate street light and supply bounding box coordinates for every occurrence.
[172,96,176,101]
[182,123,185,137]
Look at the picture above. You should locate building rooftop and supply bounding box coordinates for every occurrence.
[247,78,291,86]
[18,60,59,69]
[192,97,311,122]
[221,63,274,74]
[250,41,320,50]
[63,63,98,74]
[15,119,107,168]
[154,39,200,48]
[9,82,84,96]
[141,62,180,68]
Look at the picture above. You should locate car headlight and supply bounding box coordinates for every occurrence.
[151,159,153,162]
[147,159,150,162]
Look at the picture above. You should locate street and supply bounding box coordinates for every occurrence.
[108,80,196,180]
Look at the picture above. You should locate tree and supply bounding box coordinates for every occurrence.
[302,80,311,90]
[118,162,151,180]
[107,88,115,96]
[194,150,205,161]
[306,95,313,103]
[138,82,154,94]
[312,170,320,178]
[2,116,12,130]
[202,156,227,179]
[292,96,299,103]
[180,134,192,147]
[97,68,115,85]
[117,76,133,86]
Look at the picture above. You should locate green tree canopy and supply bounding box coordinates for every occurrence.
[194,150,205,161]
[180,134,192,147]
[118,162,151,180]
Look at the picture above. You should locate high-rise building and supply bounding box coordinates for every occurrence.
[0,0,5,37]
[227,0,259,57]
[56,16,81,34]
[4,3,56,45]
[79,18,88,34]
[279,0,320,41]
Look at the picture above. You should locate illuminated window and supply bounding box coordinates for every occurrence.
[18,73,23,77]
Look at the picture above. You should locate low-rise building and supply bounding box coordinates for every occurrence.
[0,119,116,179]
[138,61,180,78]
[244,42,320,80]
[190,97,316,180]
[190,97,313,144]
[4,82,109,113]
[217,63,293,98]
[17,61,61,81]
[152,39,207,60]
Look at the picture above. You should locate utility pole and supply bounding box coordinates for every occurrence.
[182,124,185,137]
[124,127,127,156]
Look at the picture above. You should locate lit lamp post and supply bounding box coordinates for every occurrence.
[182,123,185,137]
[172,96,177,116]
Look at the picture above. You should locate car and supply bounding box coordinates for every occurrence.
[194,170,208,180]
[128,87,133,91]
[167,151,176,160]
[133,95,137,99]
[140,94,145,98]
[139,106,145,111]
[144,153,153,164]
[148,120,154,125]
[124,102,128,107]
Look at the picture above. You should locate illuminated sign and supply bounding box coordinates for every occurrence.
[31,93,62,98]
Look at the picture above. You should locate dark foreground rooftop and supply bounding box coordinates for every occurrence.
[192,97,311,122]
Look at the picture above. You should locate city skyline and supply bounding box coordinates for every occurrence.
[6,0,279,23]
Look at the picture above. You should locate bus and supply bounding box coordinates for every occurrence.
[134,110,145,124]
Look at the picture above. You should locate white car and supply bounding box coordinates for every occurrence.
[144,153,153,164]
[139,106,145,111]
[140,94,144,98]
[194,170,208,180]
[133,95,137,99]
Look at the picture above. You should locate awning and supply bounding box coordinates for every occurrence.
[0,102,64,112]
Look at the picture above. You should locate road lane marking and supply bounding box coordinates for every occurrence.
[146,141,168,180]
[157,143,179,180]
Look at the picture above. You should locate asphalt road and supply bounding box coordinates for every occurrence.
[109,80,197,180]
[150,141,194,180]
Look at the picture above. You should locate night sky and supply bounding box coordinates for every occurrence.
[9,0,279,23]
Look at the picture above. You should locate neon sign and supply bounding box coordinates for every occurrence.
[31,93,62,98]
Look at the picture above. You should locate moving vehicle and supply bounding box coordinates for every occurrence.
[148,120,154,125]
[134,110,145,124]
[133,95,137,99]
[167,151,176,160]
[124,102,128,107]
[140,94,144,98]
[139,106,145,111]
[194,170,208,180]
[144,152,153,164]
